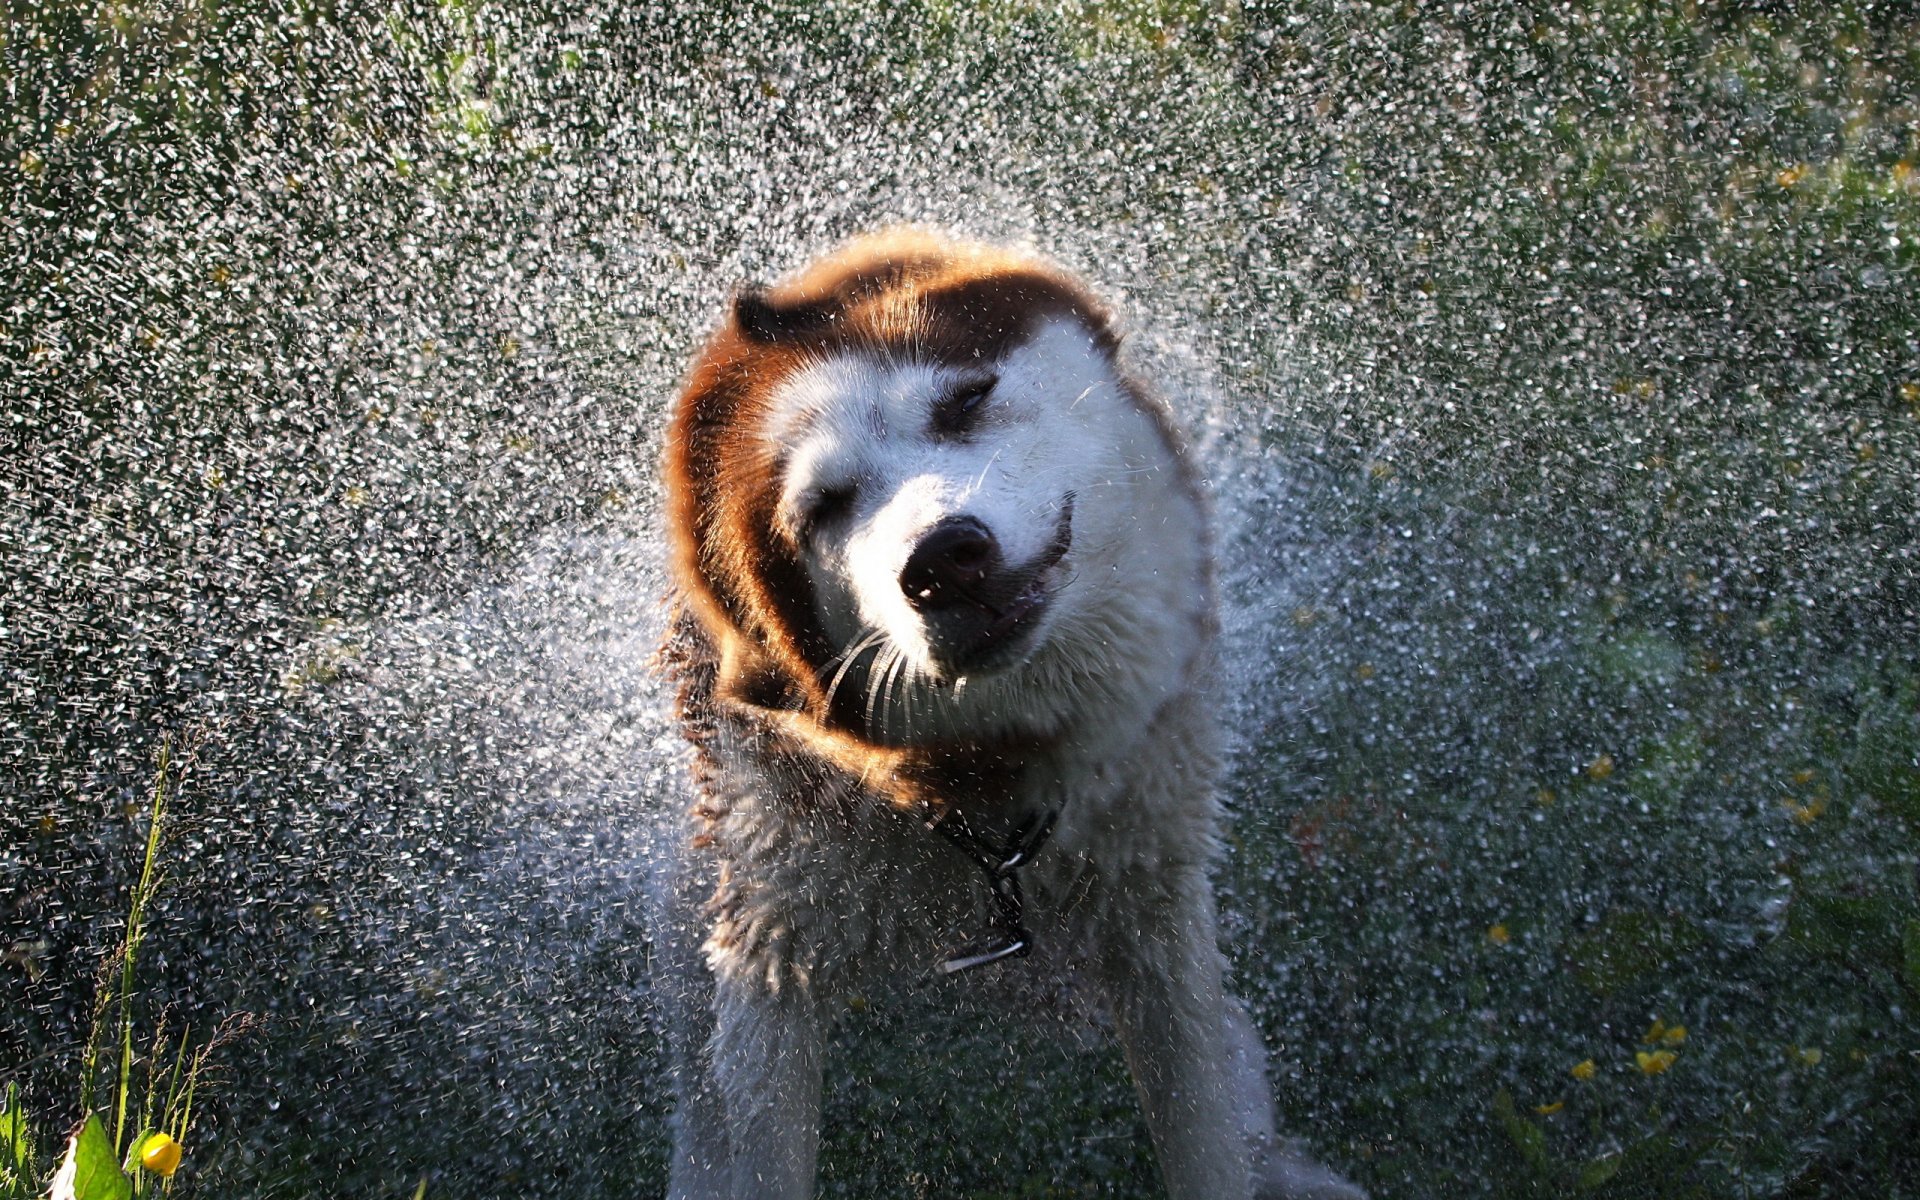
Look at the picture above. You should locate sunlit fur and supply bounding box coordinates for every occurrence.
[655,229,1365,1200]
[764,315,1204,745]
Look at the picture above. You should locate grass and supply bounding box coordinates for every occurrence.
[3,740,254,1200]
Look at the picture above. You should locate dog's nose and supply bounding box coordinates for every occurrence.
[900,517,999,612]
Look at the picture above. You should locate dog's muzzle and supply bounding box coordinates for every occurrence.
[898,497,1074,675]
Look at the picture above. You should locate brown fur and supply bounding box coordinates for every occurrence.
[662,231,1120,811]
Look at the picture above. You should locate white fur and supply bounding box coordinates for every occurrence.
[659,314,1365,1200]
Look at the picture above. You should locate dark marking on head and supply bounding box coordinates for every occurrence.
[734,289,836,343]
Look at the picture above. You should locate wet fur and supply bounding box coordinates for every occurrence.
[655,230,1363,1200]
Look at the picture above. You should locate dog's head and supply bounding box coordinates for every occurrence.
[665,230,1205,747]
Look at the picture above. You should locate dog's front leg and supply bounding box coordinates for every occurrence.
[1100,868,1253,1200]
[708,971,826,1200]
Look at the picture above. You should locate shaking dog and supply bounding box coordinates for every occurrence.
[656,230,1363,1200]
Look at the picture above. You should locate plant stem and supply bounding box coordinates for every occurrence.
[113,738,171,1155]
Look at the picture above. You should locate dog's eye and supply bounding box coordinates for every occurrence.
[931,376,996,438]
[793,485,856,544]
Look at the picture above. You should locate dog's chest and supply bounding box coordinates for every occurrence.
[692,688,1220,997]
[696,749,1070,987]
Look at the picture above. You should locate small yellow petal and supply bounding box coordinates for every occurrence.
[1487,923,1511,946]
[1635,1049,1677,1076]
[1570,1058,1597,1081]
[1661,1024,1687,1047]
[1533,1100,1565,1116]
[1586,753,1615,781]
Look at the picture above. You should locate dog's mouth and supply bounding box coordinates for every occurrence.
[924,496,1074,678]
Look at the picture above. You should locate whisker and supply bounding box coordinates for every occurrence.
[863,645,899,736]
[823,627,888,712]
[899,657,930,733]
[821,626,883,673]
[878,650,910,737]
[970,446,1005,494]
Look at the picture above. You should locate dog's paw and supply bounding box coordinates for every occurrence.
[1255,1139,1369,1200]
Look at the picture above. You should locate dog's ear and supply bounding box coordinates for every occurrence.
[733,288,834,343]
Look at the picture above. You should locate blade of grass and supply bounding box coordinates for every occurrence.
[136,1015,168,1164]
[113,739,171,1158]
[158,1032,191,1140]
[1,1083,36,1200]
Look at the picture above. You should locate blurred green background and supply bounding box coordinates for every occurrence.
[4,2,1917,1196]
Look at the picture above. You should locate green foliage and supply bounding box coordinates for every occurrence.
[5,744,250,1199]
[0,1085,37,1200]
[1234,633,1920,1196]
[1903,920,1920,995]
[49,1116,132,1200]
[1566,912,1704,997]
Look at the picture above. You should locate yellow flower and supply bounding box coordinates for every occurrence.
[1586,753,1615,781]
[1642,1019,1687,1047]
[140,1132,183,1177]
[1487,923,1511,946]
[1533,1100,1565,1116]
[1570,1059,1597,1081]
[1776,163,1809,188]
[1783,796,1826,825]
[1635,1049,1677,1076]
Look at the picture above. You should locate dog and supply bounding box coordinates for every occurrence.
[654,230,1364,1200]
